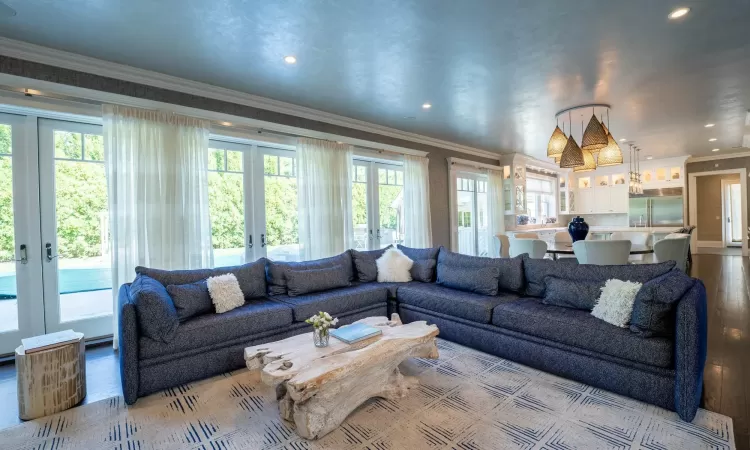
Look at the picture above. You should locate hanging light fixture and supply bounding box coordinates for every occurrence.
[581,109,608,153]
[573,117,596,172]
[597,110,624,166]
[628,144,643,195]
[559,112,584,168]
[546,119,567,159]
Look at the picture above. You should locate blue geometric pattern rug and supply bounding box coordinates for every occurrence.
[0,339,735,449]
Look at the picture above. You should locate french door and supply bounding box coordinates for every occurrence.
[455,172,489,256]
[351,160,405,250]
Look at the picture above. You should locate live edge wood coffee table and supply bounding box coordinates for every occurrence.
[244,314,439,439]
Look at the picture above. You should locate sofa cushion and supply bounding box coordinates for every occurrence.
[437,263,501,296]
[286,265,351,297]
[166,280,212,321]
[398,284,519,324]
[630,269,696,337]
[271,283,388,322]
[266,252,354,295]
[398,245,440,282]
[523,255,676,298]
[438,248,524,293]
[491,298,673,368]
[130,275,180,343]
[351,247,392,282]
[136,258,267,300]
[377,280,425,298]
[543,276,603,310]
[139,299,294,359]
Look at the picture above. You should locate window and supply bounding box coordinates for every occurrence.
[263,150,300,261]
[352,163,369,250]
[350,160,404,250]
[208,145,246,266]
[526,176,556,224]
[455,174,489,256]
[377,166,404,248]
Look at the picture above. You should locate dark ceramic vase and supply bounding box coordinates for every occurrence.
[568,216,589,242]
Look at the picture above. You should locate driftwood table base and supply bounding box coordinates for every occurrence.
[245,314,439,439]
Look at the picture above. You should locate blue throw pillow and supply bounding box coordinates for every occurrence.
[437,247,524,293]
[542,276,604,310]
[130,275,179,343]
[167,280,212,321]
[398,245,439,282]
[285,264,351,297]
[351,246,392,282]
[437,262,501,296]
[136,258,267,300]
[266,251,354,295]
[630,269,696,337]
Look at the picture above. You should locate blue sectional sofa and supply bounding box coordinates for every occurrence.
[118,245,707,421]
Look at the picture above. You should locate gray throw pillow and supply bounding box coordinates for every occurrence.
[436,262,501,296]
[266,251,354,295]
[398,245,439,282]
[136,258,267,300]
[542,276,604,310]
[130,275,179,343]
[351,246,392,282]
[630,269,696,337]
[437,247,524,293]
[167,280,212,321]
[286,265,351,297]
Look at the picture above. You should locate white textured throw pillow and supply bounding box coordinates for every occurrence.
[207,273,245,313]
[376,248,414,282]
[591,279,643,327]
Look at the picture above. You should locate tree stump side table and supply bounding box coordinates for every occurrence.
[15,332,86,420]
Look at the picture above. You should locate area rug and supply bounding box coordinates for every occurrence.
[1,339,735,449]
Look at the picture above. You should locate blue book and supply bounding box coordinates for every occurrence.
[330,323,382,344]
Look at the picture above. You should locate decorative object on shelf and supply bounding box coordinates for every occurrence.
[628,144,644,195]
[545,217,558,224]
[516,215,530,226]
[568,216,590,242]
[306,311,339,348]
[551,104,622,170]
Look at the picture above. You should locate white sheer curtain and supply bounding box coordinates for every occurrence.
[403,154,433,247]
[296,138,353,260]
[486,168,506,257]
[104,105,213,348]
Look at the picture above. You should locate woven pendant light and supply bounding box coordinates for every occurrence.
[559,134,584,168]
[546,125,567,158]
[581,113,608,152]
[598,132,624,166]
[573,148,596,172]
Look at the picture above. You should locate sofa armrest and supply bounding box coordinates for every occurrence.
[674,279,707,421]
[118,283,140,404]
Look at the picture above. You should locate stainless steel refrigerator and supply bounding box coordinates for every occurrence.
[629,188,684,227]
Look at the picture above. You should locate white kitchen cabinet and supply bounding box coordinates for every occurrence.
[609,185,629,213]
[576,189,594,214]
[594,188,611,211]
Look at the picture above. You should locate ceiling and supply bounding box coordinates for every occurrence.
[0,0,749,160]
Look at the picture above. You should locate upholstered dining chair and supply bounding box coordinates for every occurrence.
[495,233,510,258]
[572,240,632,265]
[554,231,572,243]
[513,232,539,239]
[610,231,650,262]
[654,233,691,272]
[509,238,548,259]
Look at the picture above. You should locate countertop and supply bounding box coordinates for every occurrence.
[510,226,679,234]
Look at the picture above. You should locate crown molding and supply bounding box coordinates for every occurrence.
[0,37,502,161]
[687,151,750,163]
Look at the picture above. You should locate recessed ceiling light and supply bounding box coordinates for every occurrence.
[422,103,432,109]
[668,7,690,20]
[709,138,717,142]
[619,138,627,142]
[284,55,297,64]
[704,123,715,128]
[712,148,720,152]
[220,121,232,126]
[646,156,653,160]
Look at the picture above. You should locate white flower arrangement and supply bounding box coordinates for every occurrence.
[305,311,339,333]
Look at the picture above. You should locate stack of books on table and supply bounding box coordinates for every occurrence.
[330,323,382,344]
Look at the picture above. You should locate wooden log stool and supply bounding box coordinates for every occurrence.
[15,332,86,420]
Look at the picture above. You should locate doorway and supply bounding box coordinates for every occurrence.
[722,180,743,248]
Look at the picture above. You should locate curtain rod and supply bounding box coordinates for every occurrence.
[252,127,408,158]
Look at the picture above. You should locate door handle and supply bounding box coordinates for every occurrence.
[376,229,381,240]
[248,234,253,248]
[17,244,27,264]
[261,234,266,248]
[45,242,57,262]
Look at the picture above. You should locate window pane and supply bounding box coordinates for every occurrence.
[378,168,387,184]
[0,124,10,154]
[379,181,403,248]
[265,157,299,261]
[357,165,367,182]
[396,171,403,186]
[352,179,368,251]
[209,170,245,266]
[457,186,475,255]
[208,149,224,171]
[527,178,541,192]
[54,131,82,159]
[84,134,104,161]
[279,156,294,177]
[264,155,279,175]
[226,150,243,172]
[0,136,18,331]
[387,170,396,185]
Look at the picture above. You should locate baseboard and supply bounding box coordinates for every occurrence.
[696,241,724,248]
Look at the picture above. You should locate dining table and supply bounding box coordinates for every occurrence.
[545,242,654,260]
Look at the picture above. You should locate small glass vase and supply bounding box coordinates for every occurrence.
[313,328,330,348]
